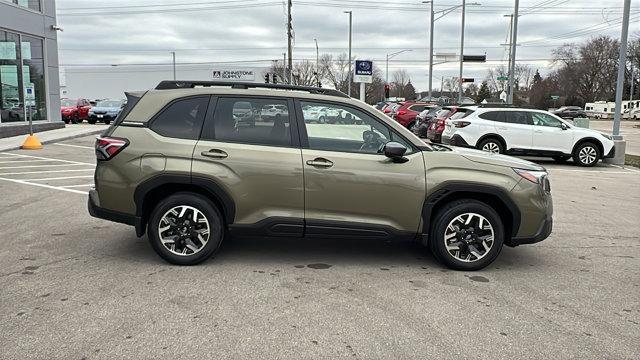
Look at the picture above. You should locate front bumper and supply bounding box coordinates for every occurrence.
[603,145,616,159]
[89,114,116,121]
[508,216,553,246]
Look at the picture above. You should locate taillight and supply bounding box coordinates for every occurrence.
[437,119,445,126]
[95,136,128,160]
[453,121,471,128]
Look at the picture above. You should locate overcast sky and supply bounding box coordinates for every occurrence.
[55,0,636,92]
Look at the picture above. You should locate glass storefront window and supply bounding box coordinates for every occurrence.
[2,0,41,12]
[0,30,47,123]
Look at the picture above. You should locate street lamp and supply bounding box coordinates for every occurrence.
[344,11,353,97]
[422,1,480,102]
[386,49,413,99]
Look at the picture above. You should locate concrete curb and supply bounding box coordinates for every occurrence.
[0,128,105,152]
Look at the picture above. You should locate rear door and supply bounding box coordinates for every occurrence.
[296,99,426,237]
[192,96,304,234]
[531,111,574,153]
[496,110,533,150]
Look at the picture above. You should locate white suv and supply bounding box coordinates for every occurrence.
[441,107,615,167]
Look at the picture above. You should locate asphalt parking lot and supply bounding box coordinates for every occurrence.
[1,135,638,360]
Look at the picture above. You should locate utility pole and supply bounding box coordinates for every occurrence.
[344,11,353,97]
[612,0,631,139]
[505,14,514,90]
[283,53,286,83]
[458,0,466,104]
[630,63,635,105]
[287,0,293,84]
[428,1,434,99]
[507,0,519,104]
[314,38,320,87]
[171,51,176,80]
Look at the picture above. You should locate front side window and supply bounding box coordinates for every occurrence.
[206,97,292,147]
[531,112,564,128]
[149,96,208,140]
[503,111,532,125]
[300,101,411,154]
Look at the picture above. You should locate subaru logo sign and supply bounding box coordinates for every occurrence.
[355,60,373,76]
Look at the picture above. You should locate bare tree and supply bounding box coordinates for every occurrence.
[391,69,410,97]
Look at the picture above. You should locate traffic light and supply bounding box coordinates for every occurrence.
[264,74,270,83]
[384,84,390,99]
[272,74,277,84]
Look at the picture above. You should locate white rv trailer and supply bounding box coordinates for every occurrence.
[585,100,640,119]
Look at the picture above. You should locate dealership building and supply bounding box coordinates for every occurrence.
[0,0,62,137]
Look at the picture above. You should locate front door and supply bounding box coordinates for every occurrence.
[296,100,426,238]
[531,112,574,153]
[192,96,304,236]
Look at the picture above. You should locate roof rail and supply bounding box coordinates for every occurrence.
[154,80,350,98]
[477,103,534,109]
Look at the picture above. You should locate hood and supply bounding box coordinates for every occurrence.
[91,106,120,112]
[450,146,544,171]
[61,106,76,111]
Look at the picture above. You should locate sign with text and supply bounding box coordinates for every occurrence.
[212,70,255,82]
[354,60,373,83]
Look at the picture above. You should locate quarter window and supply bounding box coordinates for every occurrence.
[300,101,412,154]
[205,97,292,147]
[478,111,504,122]
[150,96,208,140]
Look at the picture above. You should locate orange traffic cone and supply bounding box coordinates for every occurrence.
[21,134,43,150]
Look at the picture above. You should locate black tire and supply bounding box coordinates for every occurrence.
[553,155,570,163]
[63,118,70,124]
[318,116,326,124]
[72,114,80,124]
[148,192,224,265]
[572,142,601,167]
[407,120,416,131]
[87,119,97,125]
[429,199,504,271]
[477,138,504,154]
[104,120,111,125]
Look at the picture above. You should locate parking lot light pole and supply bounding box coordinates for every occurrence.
[314,38,320,87]
[344,11,353,97]
[507,0,519,104]
[612,0,631,140]
[422,1,435,100]
[458,0,466,104]
[170,51,176,80]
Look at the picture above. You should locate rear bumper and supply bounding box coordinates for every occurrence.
[442,134,470,147]
[88,189,144,236]
[508,216,553,246]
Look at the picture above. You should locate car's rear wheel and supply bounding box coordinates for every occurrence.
[148,192,224,265]
[478,138,504,154]
[429,200,504,271]
[318,116,326,124]
[72,114,80,124]
[573,142,600,167]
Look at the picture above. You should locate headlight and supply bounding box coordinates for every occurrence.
[600,133,612,140]
[513,168,547,184]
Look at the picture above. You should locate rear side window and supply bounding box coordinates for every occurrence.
[150,96,208,140]
[204,97,292,147]
[478,111,504,122]
[503,111,532,125]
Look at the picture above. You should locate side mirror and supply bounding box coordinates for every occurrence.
[561,123,568,130]
[383,142,408,162]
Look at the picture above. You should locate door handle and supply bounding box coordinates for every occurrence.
[201,149,228,159]
[306,158,333,168]
[498,127,508,130]
[534,130,543,133]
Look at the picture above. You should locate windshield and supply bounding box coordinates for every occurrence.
[61,99,76,107]
[435,109,451,118]
[96,100,122,108]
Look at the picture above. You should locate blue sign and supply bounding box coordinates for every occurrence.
[355,60,373,76]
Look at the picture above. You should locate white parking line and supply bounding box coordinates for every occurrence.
[25,175,95,181]
[2,152,94,166]
[61,184,94,188]
[0,176,88,194]
[0,159,59,164]
[0,163,88,170]
[548,168,637,175]
[0,169,95,176]
[52,143,95,150]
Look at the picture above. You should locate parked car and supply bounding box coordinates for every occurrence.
[61,98,92,124]
[552,106,587,119]
[441,106,615,167]
[302,105,329,123]
[382,102,402,116]
[89,80,553,271]
[232,101,257,127]
[262,104,289,122]
[426,106,461,143]
[412,106,441,138]
[391,102,431,129]
[88,99,124,125]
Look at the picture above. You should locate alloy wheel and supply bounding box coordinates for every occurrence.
[443,213,495,263]
[578,146,597,165]
[158,205,210,256]
[482,142,500,153]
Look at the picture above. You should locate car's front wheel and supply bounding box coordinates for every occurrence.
[148,192,224,265]
[573,142,601,167]
[429,199,504,271]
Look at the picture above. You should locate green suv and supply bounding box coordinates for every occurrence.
[89,81,553,270]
